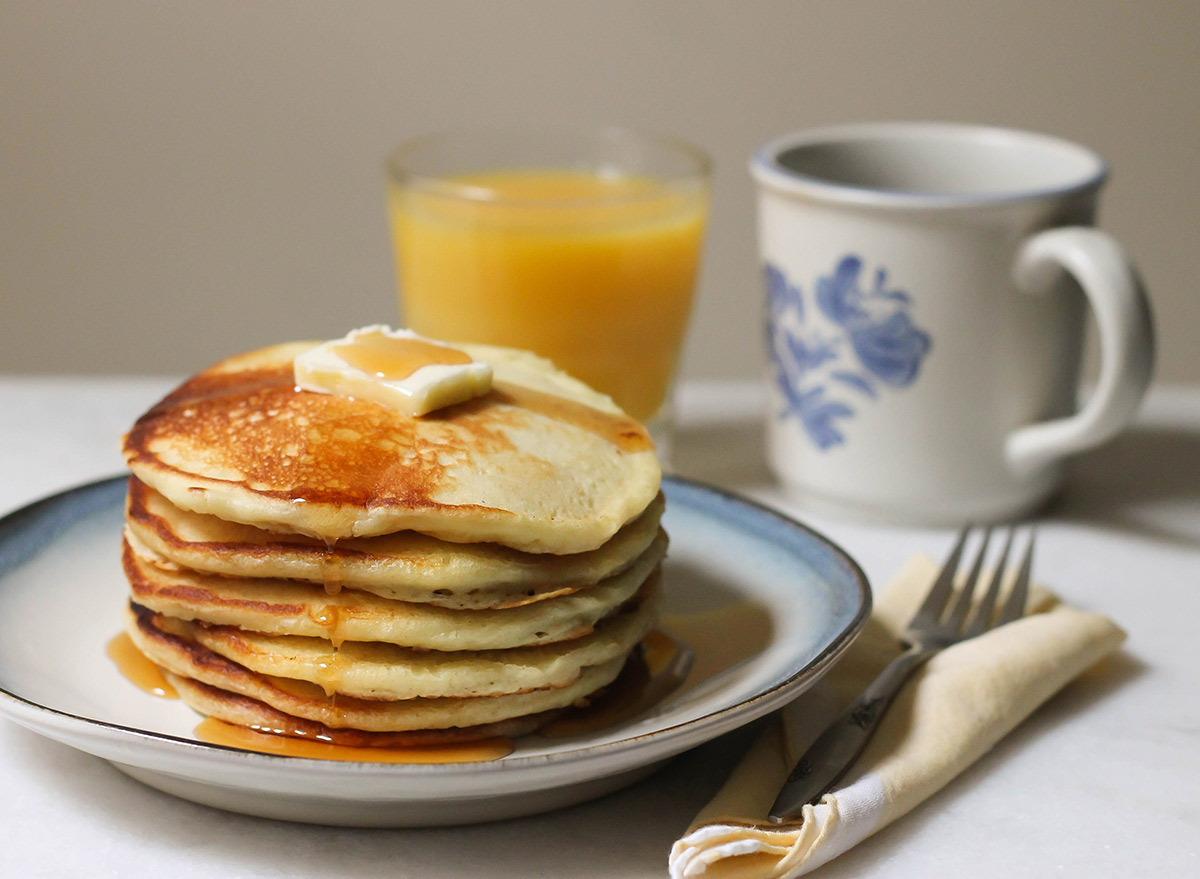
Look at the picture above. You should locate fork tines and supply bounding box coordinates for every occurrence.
[912,526,1036,637]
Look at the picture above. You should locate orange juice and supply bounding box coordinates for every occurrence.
[387,169,708,422]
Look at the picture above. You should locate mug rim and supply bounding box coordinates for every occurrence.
[750,121,1109,208]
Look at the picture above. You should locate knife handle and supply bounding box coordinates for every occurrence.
[768,645,935,822]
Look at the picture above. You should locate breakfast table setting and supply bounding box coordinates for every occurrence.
[1,375,1198,877]
[2,122,1198,877]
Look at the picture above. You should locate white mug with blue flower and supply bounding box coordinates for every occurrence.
[751,122,1154,524]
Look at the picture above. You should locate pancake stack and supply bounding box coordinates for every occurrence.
[119,339,665,746]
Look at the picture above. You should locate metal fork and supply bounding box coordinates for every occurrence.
[768,526,1035,822]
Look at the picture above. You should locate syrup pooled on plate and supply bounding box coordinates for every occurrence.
[193,719,514,764]
[106,632,178,699]
[107,599,771,762]
[107,627,514,765]
[107,628,699,762]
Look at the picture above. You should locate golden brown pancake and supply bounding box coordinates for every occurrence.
[148,581,659,700]
[128,604,627,732]
[123,342,661,553]
[125,477,665,607]
[164,673,557,747]
[124,531,666,650]
[117,334,667,747]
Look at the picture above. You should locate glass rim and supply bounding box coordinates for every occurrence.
[385,125,711,207]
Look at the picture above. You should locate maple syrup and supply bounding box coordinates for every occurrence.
[106,631,179,699]
[320,538,344,597]
[110,592,770,764]
[194,718,513,763]
[333,331,473,381]
[312,646,347,698]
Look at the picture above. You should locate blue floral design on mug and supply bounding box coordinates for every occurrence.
[767,255,932,449]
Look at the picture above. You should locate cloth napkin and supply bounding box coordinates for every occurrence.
[669,554,1126,879]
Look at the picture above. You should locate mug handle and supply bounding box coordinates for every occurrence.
[1006,227,1155,474]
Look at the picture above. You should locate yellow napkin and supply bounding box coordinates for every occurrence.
[669,555,1126,879]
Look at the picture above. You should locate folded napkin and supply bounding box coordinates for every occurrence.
[669,554,1126,879]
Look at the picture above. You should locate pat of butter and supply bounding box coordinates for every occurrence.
[294,326,492,416]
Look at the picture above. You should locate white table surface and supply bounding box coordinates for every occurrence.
[1,376,1197,877]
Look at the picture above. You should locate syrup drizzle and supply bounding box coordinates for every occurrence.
[313,644,346,698]
[106,632,179,699]
[318,538,345,699]
[320,538,343,597]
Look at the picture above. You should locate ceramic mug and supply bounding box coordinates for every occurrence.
[751,122,1155,524]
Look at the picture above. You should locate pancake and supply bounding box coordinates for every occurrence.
[124,532,666,650]
[165,673,557,747]
[125,477,665,607]
[128,603,627,732]
[117,332,668,747]
[147,580,659,700]
[123,341,661,553]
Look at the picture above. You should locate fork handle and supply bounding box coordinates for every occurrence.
[768,645,936,822]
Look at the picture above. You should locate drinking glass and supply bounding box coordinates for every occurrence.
[385,127,710,452]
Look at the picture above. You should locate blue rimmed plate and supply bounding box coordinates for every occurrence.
[0,475,869,826]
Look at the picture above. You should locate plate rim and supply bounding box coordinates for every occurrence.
[0,473,871,789]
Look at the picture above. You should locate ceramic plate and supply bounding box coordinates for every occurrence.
[0,475,869,826]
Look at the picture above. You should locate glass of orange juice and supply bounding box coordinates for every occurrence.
[385,127,710,453]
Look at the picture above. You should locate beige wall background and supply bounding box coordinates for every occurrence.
[2,1,1197,385]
